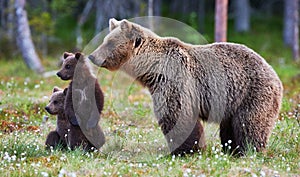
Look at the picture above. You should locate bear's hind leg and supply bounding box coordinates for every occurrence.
[220,119,239,155]
[231,99,276,155]
[45,131,61,150]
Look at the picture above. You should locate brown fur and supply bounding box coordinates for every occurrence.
[45,87,96,151]
[45,87,69,149]
[89,19,283,155]
[57,52,105,149]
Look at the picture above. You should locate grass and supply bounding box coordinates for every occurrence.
[1,17,300,176]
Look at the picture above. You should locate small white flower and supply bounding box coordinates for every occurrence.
[186,168,192,173]
[41,172,49,177]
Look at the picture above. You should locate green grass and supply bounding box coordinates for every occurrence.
[0,17,300,176]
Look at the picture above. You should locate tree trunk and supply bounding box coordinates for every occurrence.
[215,0,228,42]
[292,0,299,61]
[0,0,6,30]
[234,0,250,32]
[148,0,154,30]
[283,0,299,61]
[76,0,94,49]
[154,0,161,16]
[95,0,105,34]
[7,0,14,40]
[198,0,205,33]
[283,0,294,47]
[15,0,44,73]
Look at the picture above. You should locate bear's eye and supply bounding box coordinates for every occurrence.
[134,38,142,48]
[53,101,58,105]
[65,64,71,69]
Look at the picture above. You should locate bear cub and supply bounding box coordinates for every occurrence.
[45,87,96,151]
[57,52,105,149]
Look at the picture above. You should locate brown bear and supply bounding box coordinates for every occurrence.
[88,18,283,156]
[45,87,69,149]
[56,52,105,149]
[45,87,96,151]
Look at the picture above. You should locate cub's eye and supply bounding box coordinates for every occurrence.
[134,38,142,48]
[65,64,70,69]
[53,101,58,105]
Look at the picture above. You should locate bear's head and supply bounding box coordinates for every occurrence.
[89,18,156,71]
[57,52,84,80]
[45,87,67,115]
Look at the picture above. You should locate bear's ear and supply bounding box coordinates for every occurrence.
[63,88,68,95]
[53,86,61,93]
[63,52,72,59]
[120,19,131,31]
[109,18,119,31]
[75,52,82,60]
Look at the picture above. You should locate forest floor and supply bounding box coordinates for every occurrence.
[0,18,300,176]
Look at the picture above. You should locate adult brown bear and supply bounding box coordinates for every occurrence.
[88,18,283,156]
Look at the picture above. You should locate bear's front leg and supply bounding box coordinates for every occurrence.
[64,83,79,126]
[158,117,206,155]
[153,90,206,155]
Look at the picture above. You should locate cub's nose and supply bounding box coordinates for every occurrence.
[45,106,50,113]
[56,72,61,78]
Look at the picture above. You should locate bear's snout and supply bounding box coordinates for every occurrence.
[88,55,95,62]
[88,54,105,67]
[45,106,50,113]
[56,72,62,78]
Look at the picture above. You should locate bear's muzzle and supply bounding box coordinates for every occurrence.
[88,55,106,68]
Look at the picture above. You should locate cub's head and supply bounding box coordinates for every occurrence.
[57,52,84,80]
[45,87,67,115]
[89,18,155,71]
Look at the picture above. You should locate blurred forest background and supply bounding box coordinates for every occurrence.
[0,0,299,73]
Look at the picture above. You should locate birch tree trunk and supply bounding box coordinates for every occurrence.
[15,0,44,73]
[215,0,228,42]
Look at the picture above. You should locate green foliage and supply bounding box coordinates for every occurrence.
[50,0,78,15]
[188,12,198,30]
[29,12,54,36]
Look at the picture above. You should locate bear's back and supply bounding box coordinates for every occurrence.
[187,42,282,118]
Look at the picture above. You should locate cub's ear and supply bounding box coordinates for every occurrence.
[63,52,73,59]
[120,19,131,31]
[75,52,82,60]
[109,18,119,31]
[53,86,61,93]
[63,88,68,95]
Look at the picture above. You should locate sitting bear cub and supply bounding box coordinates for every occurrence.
[45,87,97,151]
[57,52,105,149]
[45,87,69,149]
[89,18,283,156]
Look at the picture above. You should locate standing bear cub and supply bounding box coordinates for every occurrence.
[57,52,105,149]
[89,19,283,155]
[45,87,96,151]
